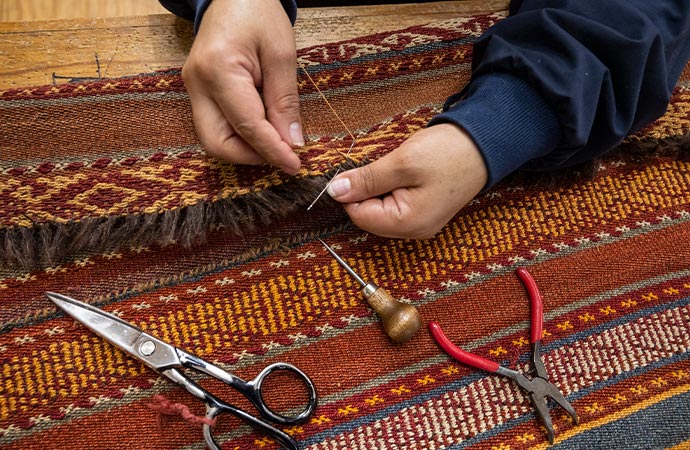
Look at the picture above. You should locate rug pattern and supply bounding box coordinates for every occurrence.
[2,11,690,450]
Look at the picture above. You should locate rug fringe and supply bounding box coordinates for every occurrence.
[505,134,690,189]
[1,162,361,270]
[3,132,688,271]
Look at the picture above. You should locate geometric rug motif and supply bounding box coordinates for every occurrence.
[0,13,508,268]
[2,12,690,450]
[2,10,688,269]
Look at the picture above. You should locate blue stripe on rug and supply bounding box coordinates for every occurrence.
[553,388,690,450]
[301,296,690,448]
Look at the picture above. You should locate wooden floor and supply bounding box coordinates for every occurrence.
[0,0,489,22]
[0,0,506,88]
[0,0,169,21]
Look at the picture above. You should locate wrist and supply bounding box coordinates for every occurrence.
[194,0,296,33]
[429,73,562,188]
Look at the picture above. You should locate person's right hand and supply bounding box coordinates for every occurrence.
[326,123,488,239]
[182,0,303,175]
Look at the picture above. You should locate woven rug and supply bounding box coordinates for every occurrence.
[2,12,690,450]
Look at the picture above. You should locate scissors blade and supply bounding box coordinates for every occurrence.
[47,291,143,346]
[46,292,181,370]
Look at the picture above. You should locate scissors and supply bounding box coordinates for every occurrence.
[46,292,318,450]
[429,268,578,443]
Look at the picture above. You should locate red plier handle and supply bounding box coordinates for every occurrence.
[428,322,499,373]
[515,267,543,344]
[429,267,545,373]
[429,268,578,444]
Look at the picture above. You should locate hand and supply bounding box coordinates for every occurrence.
[326,124,488,239]
[182,0,303,175]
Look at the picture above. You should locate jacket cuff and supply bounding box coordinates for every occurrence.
[160,0,297,33]
[190,0,213,32]
[280,0,297,24]
[194,0,296,31]
[428,72,562,189]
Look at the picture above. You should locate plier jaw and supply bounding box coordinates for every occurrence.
[429,268,579,444]
[495,365,579,444]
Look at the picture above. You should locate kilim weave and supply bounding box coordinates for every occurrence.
[2,12,690,450]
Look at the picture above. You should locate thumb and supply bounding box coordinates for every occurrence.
[326,156,405,203]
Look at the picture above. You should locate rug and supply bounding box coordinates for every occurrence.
[2,11,690,450]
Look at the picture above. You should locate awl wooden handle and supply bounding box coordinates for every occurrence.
[363,283,421,343]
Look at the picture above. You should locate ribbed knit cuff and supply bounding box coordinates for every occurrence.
[189,0,211,34]
[184,0,297,33]
[280,0,298,24]
[429,72,562,189]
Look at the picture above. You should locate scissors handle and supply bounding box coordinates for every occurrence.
[164,367,303,450]
[202,395,302,450]
[179,350,318,424]
[249,362,319,423]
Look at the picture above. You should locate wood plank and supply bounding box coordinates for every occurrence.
[0,0,169,21]
[294,0,508,47]
[0,1,508,90]
[0,15,194,89]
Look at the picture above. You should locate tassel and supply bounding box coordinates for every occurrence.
[148,394,217,428]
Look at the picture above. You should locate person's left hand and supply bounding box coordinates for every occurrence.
[326,123,488,239]
[182,0,303,175]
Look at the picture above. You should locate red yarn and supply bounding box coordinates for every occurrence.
[148,394,217,428]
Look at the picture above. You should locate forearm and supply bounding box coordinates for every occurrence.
[432,0,690,187]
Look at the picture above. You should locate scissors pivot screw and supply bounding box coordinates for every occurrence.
[140,340,156,356]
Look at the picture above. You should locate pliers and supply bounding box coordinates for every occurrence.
[429,267,579,444]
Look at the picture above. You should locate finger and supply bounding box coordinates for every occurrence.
[187,89,266,165]
[262,44,304,148]
[325,151,435,238]
[216,71,302,174]
[342,189,436,239]
[326,153,416,203]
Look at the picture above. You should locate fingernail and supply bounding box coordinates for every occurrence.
[290,122,305,147]
[327,177,351,198]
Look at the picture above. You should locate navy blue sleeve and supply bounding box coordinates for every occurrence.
[430,0,690,188]
[158,0,297,32]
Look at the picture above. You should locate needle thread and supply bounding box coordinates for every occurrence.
[300,65,357,210]
[307,139,355,210]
